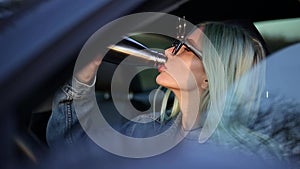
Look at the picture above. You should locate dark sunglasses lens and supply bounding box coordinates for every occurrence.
[172,42,183,55]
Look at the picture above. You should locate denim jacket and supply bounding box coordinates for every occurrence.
[46,77,201,148]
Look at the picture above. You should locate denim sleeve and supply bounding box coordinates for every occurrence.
[46,77,96,148]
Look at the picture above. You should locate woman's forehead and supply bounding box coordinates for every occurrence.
[187,26,204,40]
[185,26,204,51]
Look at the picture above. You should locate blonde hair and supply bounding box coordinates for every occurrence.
[197,22,284,159]
[199,22,266,137]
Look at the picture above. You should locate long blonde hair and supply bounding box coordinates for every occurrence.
[199,22,285,160]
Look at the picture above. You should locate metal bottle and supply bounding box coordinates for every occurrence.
[108,36,167,66]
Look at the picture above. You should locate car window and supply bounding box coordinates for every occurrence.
[254,17,300,53]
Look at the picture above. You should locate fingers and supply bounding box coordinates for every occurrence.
[75,55,102,85]
[93,55,102,66]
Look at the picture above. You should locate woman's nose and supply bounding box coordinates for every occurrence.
[164,47,174,59]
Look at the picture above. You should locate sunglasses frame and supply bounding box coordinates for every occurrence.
[172,40,203,59]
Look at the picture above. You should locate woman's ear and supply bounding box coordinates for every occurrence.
[201,79,208,89]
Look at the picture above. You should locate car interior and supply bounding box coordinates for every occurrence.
[0,0,299,168]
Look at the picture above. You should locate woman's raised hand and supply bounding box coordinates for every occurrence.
[75,56,102,85]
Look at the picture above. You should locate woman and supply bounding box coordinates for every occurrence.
[46,20,292,163]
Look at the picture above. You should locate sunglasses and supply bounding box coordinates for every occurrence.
[171,40,203,59]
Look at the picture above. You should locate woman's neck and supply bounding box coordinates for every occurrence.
[173,89,202,131]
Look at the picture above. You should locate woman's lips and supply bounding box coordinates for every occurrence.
[158,64,167,72]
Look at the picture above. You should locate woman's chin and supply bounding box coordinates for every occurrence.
[156,74,177,89]
[156,74,167,86]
